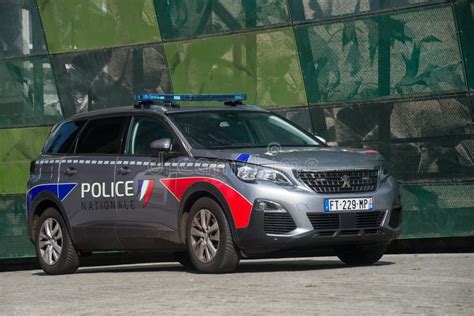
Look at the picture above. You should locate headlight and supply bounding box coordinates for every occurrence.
[231,163,293,186]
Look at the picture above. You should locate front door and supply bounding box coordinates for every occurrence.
[115,115,184,249]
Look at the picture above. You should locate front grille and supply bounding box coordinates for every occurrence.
[308,211,385,232]
[296,169,379,194]
[355,211,385,228]
[264,212,297,235]
[307,213,340,230]
[340,230,360,236]
[389,208,402,229]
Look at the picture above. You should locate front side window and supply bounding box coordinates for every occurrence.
[43,120,85,154]
[75,116,127,154]
[168,111,320,150]
[127,116,173,155]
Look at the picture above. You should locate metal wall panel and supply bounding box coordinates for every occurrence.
[155,0,290,40]
[0,0,47,58]
[0,56,62,128]
[0,195,34,259]
[288,0,449,22]
[165,28,307,107]
[0,127,51,194]
[295,5,467,104]
[52,44,172,116]
[37,0,161,53]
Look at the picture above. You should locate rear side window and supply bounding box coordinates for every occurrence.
[43,120,85,154]
[75,117,127,154]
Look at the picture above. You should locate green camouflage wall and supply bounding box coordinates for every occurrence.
[0,0,473,259]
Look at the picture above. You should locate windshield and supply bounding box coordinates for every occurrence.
[168,110,321,149]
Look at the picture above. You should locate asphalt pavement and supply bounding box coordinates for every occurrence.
[1,254,473,315]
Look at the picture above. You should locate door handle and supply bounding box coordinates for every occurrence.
[117,166,131,175]
[64,167,77,176]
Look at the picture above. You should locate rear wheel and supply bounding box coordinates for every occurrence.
[35,208,79,275]
[336,244,386,266]
[186,197,239,273]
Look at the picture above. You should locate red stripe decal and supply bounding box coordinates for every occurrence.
[160,177,252,229]
[143,179,154,207]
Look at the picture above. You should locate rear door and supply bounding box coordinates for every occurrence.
[58,116,129,250]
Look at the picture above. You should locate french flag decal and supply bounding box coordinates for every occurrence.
[137,179,154,207]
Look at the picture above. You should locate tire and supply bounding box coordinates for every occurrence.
[185,197,240,273]
[174,252,195,270]
[336,243,387,266]
[35,207,79,275]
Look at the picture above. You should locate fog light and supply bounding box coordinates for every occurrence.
[255,200,287,213]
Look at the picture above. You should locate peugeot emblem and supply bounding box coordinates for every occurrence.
[341,175,351,188]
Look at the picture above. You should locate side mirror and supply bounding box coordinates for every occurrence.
[314,134,338,147]
[314,135,327,145]
[150,138,171,155]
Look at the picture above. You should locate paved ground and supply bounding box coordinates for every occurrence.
[1,254,473,315]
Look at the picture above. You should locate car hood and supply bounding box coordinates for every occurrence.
[191,146,384,170]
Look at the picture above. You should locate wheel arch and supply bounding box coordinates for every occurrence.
[177,182,242,248]
[29,193,75,245]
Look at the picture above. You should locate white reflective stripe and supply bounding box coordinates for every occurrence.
[67,160,72,163]
[164,162,171,166]
[139,180,149,201]
[143,162,149,166]
[73,160,78,163]
[98,160,103,164]
[91,160,97,164]
[130,161,136,165]
[136,161,142,165]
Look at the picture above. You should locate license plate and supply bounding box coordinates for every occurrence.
[324,197,373,212]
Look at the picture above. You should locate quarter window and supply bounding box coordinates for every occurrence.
[75,117,127,154]
[43,120,85,154]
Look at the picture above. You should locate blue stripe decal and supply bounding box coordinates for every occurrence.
[235,153,250,162]
[27,183,77,214]
[137,180,144,196]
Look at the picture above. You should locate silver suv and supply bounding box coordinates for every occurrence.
[26,94,402,274]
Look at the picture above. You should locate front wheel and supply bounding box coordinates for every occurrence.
[336,244,387,266]
[186,197,240,273]
[35,208,79,275]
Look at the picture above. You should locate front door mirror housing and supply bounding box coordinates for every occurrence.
[314,134,338,147]
[314,135,327,145]
[150,138,171,155]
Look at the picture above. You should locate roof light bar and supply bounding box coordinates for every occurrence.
[134,93,247,103]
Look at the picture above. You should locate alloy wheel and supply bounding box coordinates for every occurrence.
[38,218,63,265]
[190,209,220,263]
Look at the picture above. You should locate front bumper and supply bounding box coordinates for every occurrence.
[232,177,402,255]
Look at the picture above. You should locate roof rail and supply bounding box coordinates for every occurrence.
[133,93,247,108]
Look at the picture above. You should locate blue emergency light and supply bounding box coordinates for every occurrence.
[134,93,247,103]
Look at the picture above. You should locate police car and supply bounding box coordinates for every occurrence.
[26,94,402,274]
